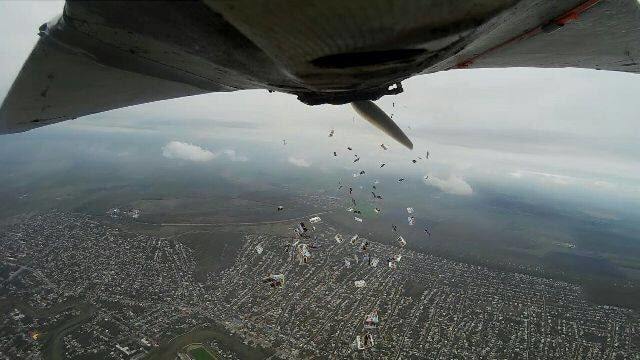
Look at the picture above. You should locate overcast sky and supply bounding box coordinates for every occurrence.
[1,1,639,209]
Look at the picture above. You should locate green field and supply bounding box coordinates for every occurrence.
[188,345,218,360]
[145,326,270,360]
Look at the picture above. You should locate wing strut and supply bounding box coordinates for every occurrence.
[351,101,413,150]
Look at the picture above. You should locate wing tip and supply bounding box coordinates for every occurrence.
[403,139,414,150]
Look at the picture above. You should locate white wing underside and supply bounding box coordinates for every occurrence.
[1,0,639,134]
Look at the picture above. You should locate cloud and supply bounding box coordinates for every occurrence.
[288,156,311,167]
[223,149,248,162]
[510,170,576,186]
[161,142,249,163]
[162,141,217,162]
[425,174,473,195]
[510,170,622,191]
[592,180,615,189]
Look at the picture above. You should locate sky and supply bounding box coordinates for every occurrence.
[1,1,639,215]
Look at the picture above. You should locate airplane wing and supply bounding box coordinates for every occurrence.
[0,27,211,134]
[0,1,291,134]
[429,0,640,74]
[2,0,639,135]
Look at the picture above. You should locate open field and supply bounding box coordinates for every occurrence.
[146,326,269,360]
[185,344,218,360]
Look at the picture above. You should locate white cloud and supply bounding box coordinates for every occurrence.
[510,170,577,186]
[425,174,473,196]
[531,171,573,185]
[223,149,248,162]
[161,142,249,163]
[592,180,615,189]
[511,169,628,194]
[162,141,217,162]
[288,156,311,167]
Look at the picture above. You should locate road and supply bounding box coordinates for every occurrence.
[1,261,54,287]
[156,211,333,227]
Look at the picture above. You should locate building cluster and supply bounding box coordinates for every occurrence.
[203,220,640,359]
[1,212,639,359]
[0,212,202,359]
